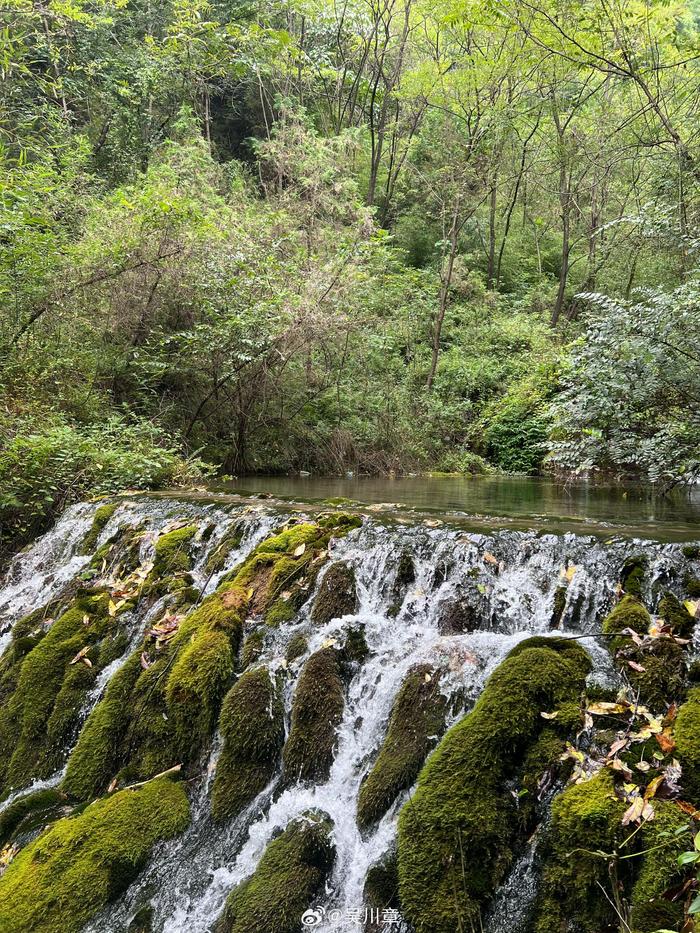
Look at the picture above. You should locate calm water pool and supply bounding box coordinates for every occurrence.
[209,474,700,542]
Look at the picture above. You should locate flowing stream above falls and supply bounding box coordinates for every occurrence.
[1,491,699,933]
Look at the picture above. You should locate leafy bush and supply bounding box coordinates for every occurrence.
[0,414,209,554]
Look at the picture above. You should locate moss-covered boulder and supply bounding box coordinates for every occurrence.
[364,850,400,929]
[0,787,71,848]
[285,631,308,664]
[602,595,686,707]
[620,555,647,599]
[0,777,189,933]
[283,647,345,783]
[629,801,687,933]
[673,686,700,801]
[0,589,134,797]
[79,502,119,555]
[231,514,361,627]
[215,811,335,933]
[397,636,591,933]
[658,590,696,637]
[357,664,447,828]
[534,769,627,933]
[310,561,358,626]
[205,522,245,575]
[211,666,284,822]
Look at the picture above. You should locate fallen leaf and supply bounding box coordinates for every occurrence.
[81,656,93,668]
[424,673,432,683]
[140,651,152,670]
[628,660,647,673]
[684,600,699,618]
[70,646,91,665]
[293,543,306,557]
[108,599,118,617]
[483,552,499,566]
[656,732,676,755]
[565,564,578,582]
[107,777,118,793]
[541,711,559,720]
[588,702,629,715]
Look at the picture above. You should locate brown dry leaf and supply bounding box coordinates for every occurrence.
[70,646,91,666]
[655,732,676,755]
[483,552,499,566]
[677,800,700,819]
[81,656,93,668]
[293,543,306,557]
[107,777,118,793]
[628,660,647,673]
[608,737,630,758]
[636,761,651,772]
[588,702,630,715]
[140,651,152,670]
[424,673,432,683]
[622,795,655,826]
[609,758,633,780]
[540,711,559,720]
[424,519,443,528]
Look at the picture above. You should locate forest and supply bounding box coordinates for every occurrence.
[2,0,700,551]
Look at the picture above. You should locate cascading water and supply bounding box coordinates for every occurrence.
[0,494,698,933]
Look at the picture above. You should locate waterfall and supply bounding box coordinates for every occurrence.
[0,495,697,933]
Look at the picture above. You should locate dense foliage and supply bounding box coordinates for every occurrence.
[2,0,700,546]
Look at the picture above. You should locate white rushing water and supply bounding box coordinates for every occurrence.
[1,497,697,932]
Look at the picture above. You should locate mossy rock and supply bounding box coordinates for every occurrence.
[673,686,700,801]
[63,584,246,799]
[364,849,400,929]
[215,811,335,933]
[550,585,567,628]
[658,590,695,637]
[79,502,119,555]
[388,550,415,617]
[437,595,480,634]
[285,632,308,664]
[683,545,700,560]
[621,555,647,599]
[0,787,72,848]
[357,664,447,828]
[211,666,284,822]
[153,525,198,576]
[127,904,154,933]
[629,801,687,933]
[535,769,627,933]
[602,595,685,707]
[63,518,359,799]
[684,574,700,598]
[397,636,591,933]
[0,589,133,797]
[344,624,369,665]
[0,777,189,933]
[240,626,268,668]
[283,647,345,783]
[204,522,245,575]
[310,561,358,626]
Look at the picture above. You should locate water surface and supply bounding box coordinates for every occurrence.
[212,474,700,541]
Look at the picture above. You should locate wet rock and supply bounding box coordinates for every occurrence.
[311,562,358,626]
[437,595,481,634]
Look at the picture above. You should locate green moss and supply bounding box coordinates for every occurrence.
[673,687,700,801]
[684,574,700,598]
[285,632,308,664]
[205,522,244,575]
[62,517,361,800]
[621,555,647,598]
[283,647,345,783]
[602,596,685,707]
[64,585,245,798]
[0,590,130,796]
[682,545,700,559]
[215,811,335,933]
[0,788,70,847]
[344,624,369,664]
[241,626,267,668]
[79,503,119,555]
[311,562,357,626]
[211,666,284,822]
[658,590,695,637]
[153,525,198,575]
[357,664,447,828]
[0,777,189,933]
[364,850,400,916]
[551,585,567,628]
[397,637,591,933]
[629,801,687,933]
[535,769,627,933]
